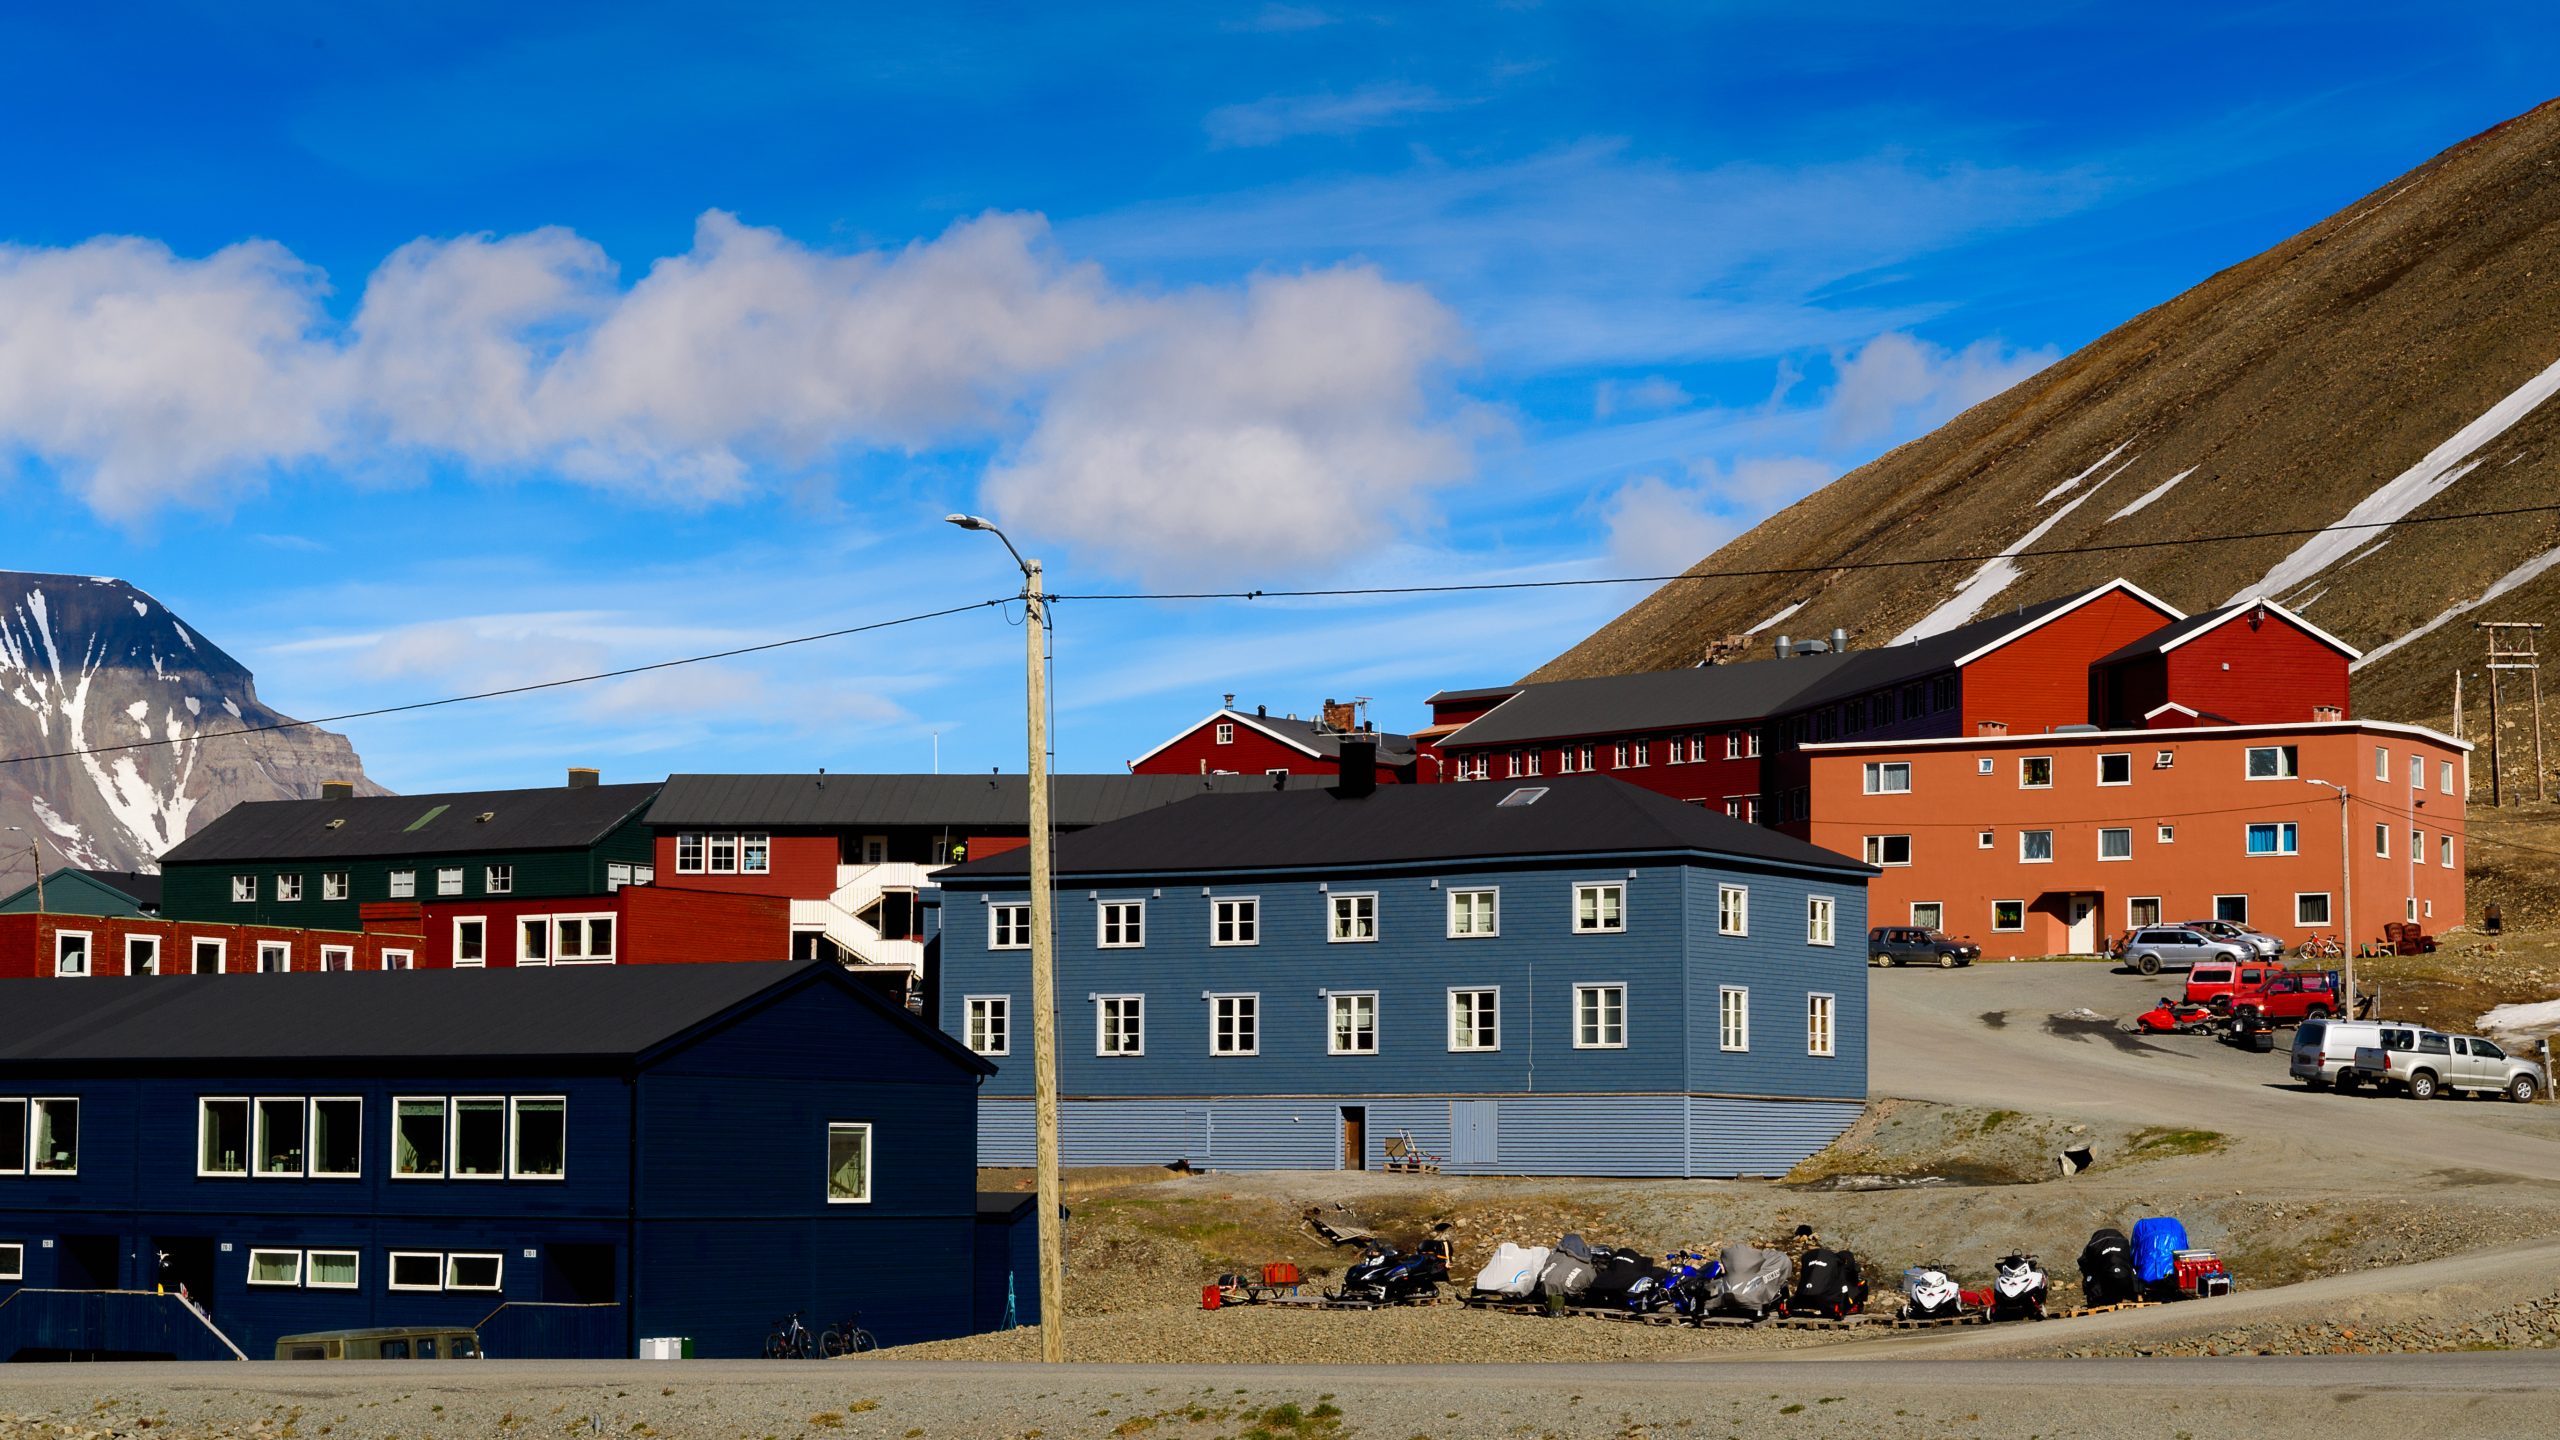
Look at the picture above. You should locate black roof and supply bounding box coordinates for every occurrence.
[1131,711,1419,768]
[646,772,1334,830]
[71,868,162,908]
[939,775,1870,881]
[160,783,662,865]
[2090,605,2240,667]
[0,960,993,1074]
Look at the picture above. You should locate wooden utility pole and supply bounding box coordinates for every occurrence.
[1024,557,1065,1364]
[2478,622,2547,805]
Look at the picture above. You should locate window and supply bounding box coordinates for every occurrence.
[2246,823,2298,856]
[485,864,514,895]
[1215,721,1235,744]
[255,1097,305,1176]
[1862,835,1912,867]
[311,1098,361,1178]
[1806,895,1837,946]
[2127,897,2162,929]
[0,1244,21,1281]
[445,1254,503,1291]
[1718,986,1749,1051]
[1909,902,1944,930]
[1098,900,1145,948]
[1448,989,1499,1051]
[436,867,463,896]
[2246,745,2299,780]
[676,834,706,873]
[1931,676,1957,711]
[1726,733,1744,760]
[2296,893,2332,927]
[1632,741,1650,767]
[2098,828,2132,861]
[1807,993,1836,1057]
[275,874,303,902]
[388,1252,444,1290]
[388,869,416,899]
[1554,747,1575,775]
[826,1122,871,1204]
[322,872,349,901]
[2020,830,2054,863]
[1212,897,1259,946]
[394,1098,446,1177]
[306,1250,359,1290]
[191,938,224,974]
[2098,752,2132,785]
[0,1099,18,1175]
[510,1097,566,1179]
[1211,994,1259,1056]
[124,934,160,976]
[2215,895,2250,924]
[1718,884,1748,936]
[382,949,414,970]
[2019,756,2053,788]
[1992,900,2025,932]
[2374,824,2390,859]
[1522,749,1542,776]
[741,835,770,874]
[199,1099,249,1176]
[2375,745,2390,781]
[2158,825,2176,844]
[2412,829,2424,863]
[1574,883,1625,933]
[1506,748,1523,778]
[966,996,1010,1057]
[248,1249,303,1287]
[1578,744,1597,770]
[2156,749,2176,769]
[1978,830,1995,849]
[1328,992,1378,1055]
[257,941,291,973]
[319,945,353,972]
[1098,995,1146,1056]
[453,918,487,967]
[451,1097,506,1178]
[52,930,89,978]
[2441,835,2455,868]
[2409,755,2425,790]
[991,903,1031,949]
[1329,892,1377,942]
[1574,984,1626,1048]
[707,834,738,873]
[551,915,617,964]
[2441,760,2456,795]
[1977,758,1995,775]
[1448,888,1499,937]
[1863,762,1912,794]
[518,917,550,965]
[231,874,255,903]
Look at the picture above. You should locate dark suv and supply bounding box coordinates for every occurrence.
[1869,927,1981,969]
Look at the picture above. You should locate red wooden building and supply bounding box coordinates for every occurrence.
[2088,597,2358,728]
[1128,697,1418,782]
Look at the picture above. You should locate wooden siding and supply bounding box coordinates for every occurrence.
[2158,615,2353,726]
[164,838,649,929]
[1677,867,1868,1102]
[1957,588,2181,736]
[649,832,843,899]
[1440,736,1764,803]
[0,913,420,980]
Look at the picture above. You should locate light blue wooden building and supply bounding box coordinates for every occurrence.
[932,766,1873,1177]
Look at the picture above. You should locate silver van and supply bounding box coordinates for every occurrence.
[2291,1018,2390,1088]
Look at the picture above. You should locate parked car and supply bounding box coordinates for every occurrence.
[2182,962,2276,1009]
[2347,1027,2546,1102]
[2176,919,2284,961]
[2224,971,2341,1027]
[1868,927,1981,969]
[276,1326,483,1360]
[2292,1018,2392,1089]
[2118,926,2248,976]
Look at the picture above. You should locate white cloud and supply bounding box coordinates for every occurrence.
[1205,83,1461,147]
[1224,3,1336,31]
[1594,375,1691,419]
[1824,330,2054,446]
[1599,454,1837,576]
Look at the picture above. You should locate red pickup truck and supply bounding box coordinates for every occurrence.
[2224,970,2342,1027]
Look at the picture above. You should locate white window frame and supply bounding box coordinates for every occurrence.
[1215,721,1235,745]
[548,913,618,965]
[452,916,488,968]
[2214,894,2251,925]
[1909,901,1944,930]
[448,1096,509,1180]
[1096,994,1146,1057]
[1862,761,1911,794]
[2374,744,2389,781]
[2019,830,2055,864]
[1098,899,1146,949]
[825,1121,873,1205]
[2441,759,2456,795]
[965,995,1011,1057]
[275,873,303,903]
[1718,884,1748,937]
[2158,825,2176,844]
[1862,834,1912,867]
[1328,892,1378,943]
[319,944,354,972]
[436,866,464,897]
[1447,887,1499,938]
[253,1095,306,1178]
[2245,822,2298,857]
[190,936,226,975]
[444,1253,504,1292]
[1807,992,1837,1057]
[304,1249,360,1291]
[2097,752,2133,786]
[390,1096,448,1179]
[1573,882,1626,934]
[2374,823,2390,859]
[2097,827,2133,861]
[1977,758,1995,775]
[322,871,350,901]
[256,940,292,974]
[123,932,162,977]
[382,948,414,970]
[246,1248,304,1288]
[1718,986,1750,1052]
[387,1251,446,1291]
[1211,896,1259,947]
[1806,895,1837,946]
[1447,987,1501,1052]
[52,929,91,978]
[1209,993,1260,1057]
[1992,900,2025,933]
[2127,897,2163,930]
[706,833,739,874]
[388,869,417,899]
[2409,754,2425,790]
[741,834,770,875]
[2019,755,2053,789]
[1327,991,1378,1056]
[2440,835,2455,868]
[197,1097,250,1178]
[2295,892,2332,927]
[485,864,514,895]
[2245,745,2299,780]
[1978,830,1995,849]
[508,1095,567,1180]
[517,915,551,967]
[0,1097,20,1175]
[1573,983,1627,1050]
[675,834,706,874]
[231,874,255,904]
[309,1096,363,1179]
[990,903,1031,950]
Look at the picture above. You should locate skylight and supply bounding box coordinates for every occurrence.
[1497,787,1548,808]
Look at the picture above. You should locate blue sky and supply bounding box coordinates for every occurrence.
[5,3,2556,791]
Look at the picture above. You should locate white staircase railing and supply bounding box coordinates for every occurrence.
[792,862,942,973]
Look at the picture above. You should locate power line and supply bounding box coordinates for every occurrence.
[0,597,1015,770]
[1051,500,2560,602]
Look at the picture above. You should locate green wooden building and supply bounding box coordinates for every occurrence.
[158,774,661,928]
[0,868,161,917]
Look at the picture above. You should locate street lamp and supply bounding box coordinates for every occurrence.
[2304,780,2354,1017]
[945,513,1065,1365]
[4,826,43,914]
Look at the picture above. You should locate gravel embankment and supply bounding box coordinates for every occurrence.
[2061,1291,2560,1357]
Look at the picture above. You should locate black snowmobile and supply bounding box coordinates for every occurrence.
[1579,1248,1671,1312]
[2077,1228,2141,1307]
[1332,1240,1447,1304]
[1783,1248,1870,1320]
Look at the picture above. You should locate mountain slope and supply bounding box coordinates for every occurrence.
[1541,100,2560,739]
[0,572,383,874]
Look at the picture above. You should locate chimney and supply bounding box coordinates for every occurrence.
[1774,635,1791,659]
[1321,698,1358,734]
[1257,704,1267,717]
[1831,627,1848,653]
[1977,720,2008,737]
[1335,736,1379,799]
[2312,705,2343,723]
[320,780,355,801]
[1223,692,1236,709]
[567,767,600,789]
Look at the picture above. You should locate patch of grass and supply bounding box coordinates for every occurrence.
[808,1414,844,1429]
[2127,1127,2227,1158]
[1978,1110,2018,1134]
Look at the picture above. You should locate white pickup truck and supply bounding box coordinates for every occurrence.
[2348,1026,2545,1102]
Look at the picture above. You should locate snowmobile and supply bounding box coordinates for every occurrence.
[1581,1248,1672,1312]
[2130,1217,2196,1302]
[1467,1242,1549,1302]
[1332,1240,1446,1304]
[1536,1234,1602,1304]
[2077,1227,2143,1307]
[1988,1252,2049,1321]
[2136,996,2219,1034]
[1782,1248,1869,1320]
[1900,1264,1965,1321]
[1709,1242,1792,1321]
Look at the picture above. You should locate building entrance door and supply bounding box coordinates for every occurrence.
[1339,1107,1366,1170]
[2067,894,2099,953]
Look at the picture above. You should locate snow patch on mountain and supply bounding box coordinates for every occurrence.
[1895,453,2136,643]
[2354,540,2560,670]
[2040,441,2130,505]
[2107,467,2196,522]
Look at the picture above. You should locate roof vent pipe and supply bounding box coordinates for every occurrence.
[1774,634,1791,659]
[1831,627,1848,653]
[567,767,600,789]
[320,780,355,801]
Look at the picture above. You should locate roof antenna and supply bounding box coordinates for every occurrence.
[817,766,825,790]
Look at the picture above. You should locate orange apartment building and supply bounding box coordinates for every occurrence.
[1808,720,2470,959]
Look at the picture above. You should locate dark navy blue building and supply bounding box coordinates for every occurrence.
[934,771,1874,1177]
[0,961,1019,1360]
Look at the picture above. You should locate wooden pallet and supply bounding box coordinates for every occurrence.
[1889,1311,1987,1329]
[1695,1313,1771,1328]
[1459,1296,1551,1315]
[1770,1313,1880,1330]
[1562,1305,1687,1326]
[2059,1301,2162,1318]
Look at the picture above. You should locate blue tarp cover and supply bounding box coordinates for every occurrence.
[2129,1218,2189,1283]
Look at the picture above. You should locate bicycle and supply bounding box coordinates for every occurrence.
[819,1310,877,1357]
[764,1312,815,1359]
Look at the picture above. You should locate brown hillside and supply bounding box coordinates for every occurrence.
[1541,99,2560,755]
